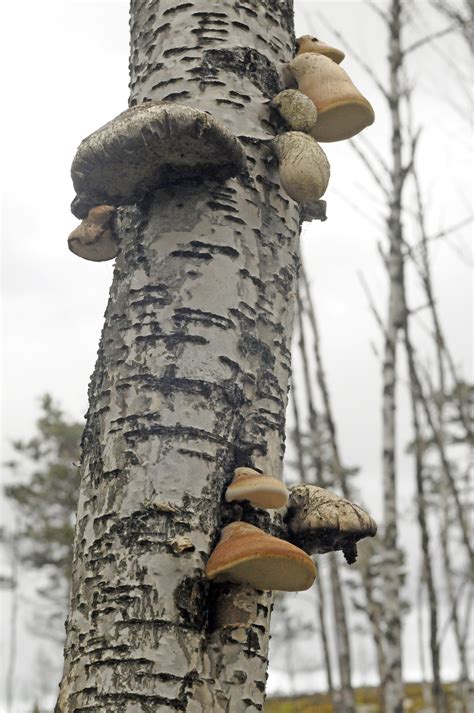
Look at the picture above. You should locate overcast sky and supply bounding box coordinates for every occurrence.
[1,1,472,709]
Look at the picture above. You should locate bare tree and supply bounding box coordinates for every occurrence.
[293,294,356,713]
[55,1,309,709]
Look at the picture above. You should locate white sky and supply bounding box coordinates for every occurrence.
[1,0,472,708]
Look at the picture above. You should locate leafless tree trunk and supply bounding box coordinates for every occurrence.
[410,160,472,710]
[380,3,406,709]
[402,318,445,713]
[440,477,472,712]
[296,285,356,713]
[290,383,336,704]
[302,266,391,709]
[5,528,19,713]
[56,1,302,710]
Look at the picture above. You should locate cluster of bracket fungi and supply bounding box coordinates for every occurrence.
[205,468,376,592]
[66,33,377,591]
[67,34,374,262]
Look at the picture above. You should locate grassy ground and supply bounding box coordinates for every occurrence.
[265,682,459,712]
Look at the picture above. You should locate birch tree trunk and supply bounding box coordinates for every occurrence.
[56,2,300,710]
[381,2,405,710]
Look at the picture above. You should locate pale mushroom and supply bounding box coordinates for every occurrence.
[68,205,118,262]
[205,521,317,592]
[289,53,375,142]
[272,131,330,204]
[285,484,377,564]
[225,467,289,509]
[70,101,247,218]
[296,35,345,64]
[270,89,318,134]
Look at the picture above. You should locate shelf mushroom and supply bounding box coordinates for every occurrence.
[205,521,317,592]
[289,53,375,142]
[70,101,247,218]
[272,131,330,205]
[285,484,377,564]
[270,89,318,134]
[225,467,289,509]
[68,205,118,261]
[296,35,345,64]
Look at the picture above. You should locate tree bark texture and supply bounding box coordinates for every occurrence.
[57,1,300,711]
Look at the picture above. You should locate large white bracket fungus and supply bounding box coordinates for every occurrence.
[225,467,289,510]
[289,53,375,142]
[70,101,247,218]
[285,484,377,564]
[205,521,316,592]
[68,205,118,262]
[272,131,330,205]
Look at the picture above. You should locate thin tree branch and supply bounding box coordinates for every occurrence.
[305,8,391,100]
[350,141,391,197]
[365,0,390,23]
[405,22,460,53]
[355,133,392,178]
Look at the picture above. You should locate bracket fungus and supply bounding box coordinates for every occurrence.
[289,53,375,142]
[205,521,317,592]
[296,35,345,64]
[68,205,118,262]
[285,484,377,564]
[270,89,318,134]
[272,131,330,205]
[225,467,289,510]
[70,101,247,218]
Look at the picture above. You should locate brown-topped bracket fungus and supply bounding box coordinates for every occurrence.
[68,205,118,262]
[296,35,346,64]
[270,89,318,134]
[225,467,289,510]
[205,521,317,592]
[289,53,375,142]
[285,484,377,565]
[70,101,247,218]
[272,131,330,205]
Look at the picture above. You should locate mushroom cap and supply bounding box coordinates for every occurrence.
[289,53,375,142]
[68,205,118,262]
[270,89,318,134]
[285,484,377,562]
[71,101,247,216]
[296,36,345,64]
[225,467,289,509]
[272,132,330,204]
[205,521,317,592]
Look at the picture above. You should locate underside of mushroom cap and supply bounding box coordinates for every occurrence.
[289,53,375,143]
[285,484,377,563]
[311,97,375,142]
[225,467,289,509]
[71,101,247,216]
[205,521,317,592]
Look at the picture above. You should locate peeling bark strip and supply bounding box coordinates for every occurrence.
[57,1,298,711]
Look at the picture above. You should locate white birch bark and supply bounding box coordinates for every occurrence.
[381,3,405,711]
[56,1,301,710]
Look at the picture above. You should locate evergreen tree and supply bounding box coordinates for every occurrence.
[4,394,82,637]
